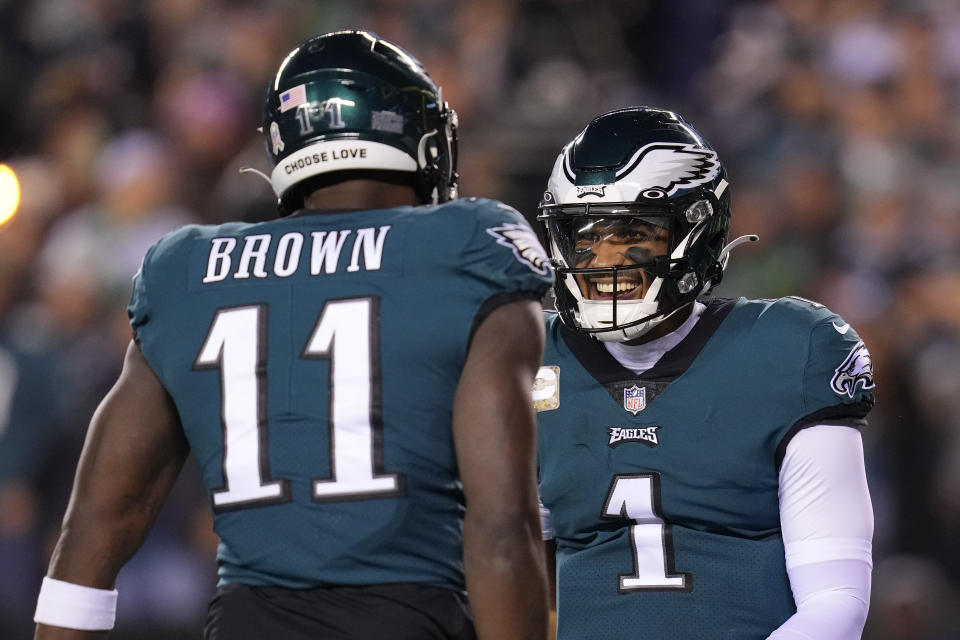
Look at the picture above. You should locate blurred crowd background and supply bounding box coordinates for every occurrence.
[1,0,958,637]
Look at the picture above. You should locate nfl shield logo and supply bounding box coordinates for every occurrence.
[623,385,646,415]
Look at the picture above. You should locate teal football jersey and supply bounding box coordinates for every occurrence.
[128,198,552,590]
[536,297,875,639]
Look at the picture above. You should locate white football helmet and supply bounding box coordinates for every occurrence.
[539,107,744,342]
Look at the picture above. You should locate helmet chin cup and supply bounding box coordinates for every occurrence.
[576,298,665,342]
[563,268,667,341]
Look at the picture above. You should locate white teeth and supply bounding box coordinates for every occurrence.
[596,281,637,293]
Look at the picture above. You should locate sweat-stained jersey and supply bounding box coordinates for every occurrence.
[128,197,553,590]
[536,296,875,640]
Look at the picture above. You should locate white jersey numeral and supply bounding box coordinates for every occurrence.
[196,305,288,509]
[602,474,692,591]
[304,298,401,500]
[195,298,402,512]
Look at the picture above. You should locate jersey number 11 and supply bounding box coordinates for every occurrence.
[195,297,403,511]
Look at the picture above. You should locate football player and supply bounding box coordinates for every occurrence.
[34,31,551,639]
[535,107,874,639]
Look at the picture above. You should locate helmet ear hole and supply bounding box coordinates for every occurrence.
[684,199,713,224]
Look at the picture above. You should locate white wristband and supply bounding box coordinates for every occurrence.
[34,576,118,630]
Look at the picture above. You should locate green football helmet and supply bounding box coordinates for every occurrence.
[262,30,459,212]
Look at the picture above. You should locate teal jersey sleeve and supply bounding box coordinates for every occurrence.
[783,300,876,465]
[127,225,206,349]
[127,243,153,339]
[802,313,875,418]
[456,198,553,304]
[761,296,875,418]
[754,296,876,466]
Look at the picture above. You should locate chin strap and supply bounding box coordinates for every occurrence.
[718,234,759,271]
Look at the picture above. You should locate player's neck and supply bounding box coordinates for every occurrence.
[622,303,695,346]
[304,179,421,211]
[606,302,705,375]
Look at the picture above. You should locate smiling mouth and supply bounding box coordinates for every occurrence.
[589,278,643,300]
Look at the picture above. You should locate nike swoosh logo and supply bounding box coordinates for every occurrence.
[832,321,850,335]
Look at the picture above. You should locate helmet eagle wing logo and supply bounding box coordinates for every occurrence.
[617,143,720,196]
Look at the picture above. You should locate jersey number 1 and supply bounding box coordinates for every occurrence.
[602,473,692,592]
[195,298,403,511]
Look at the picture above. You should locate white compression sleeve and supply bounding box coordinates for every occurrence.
[768,560,872,640]
[768,425,874,640]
